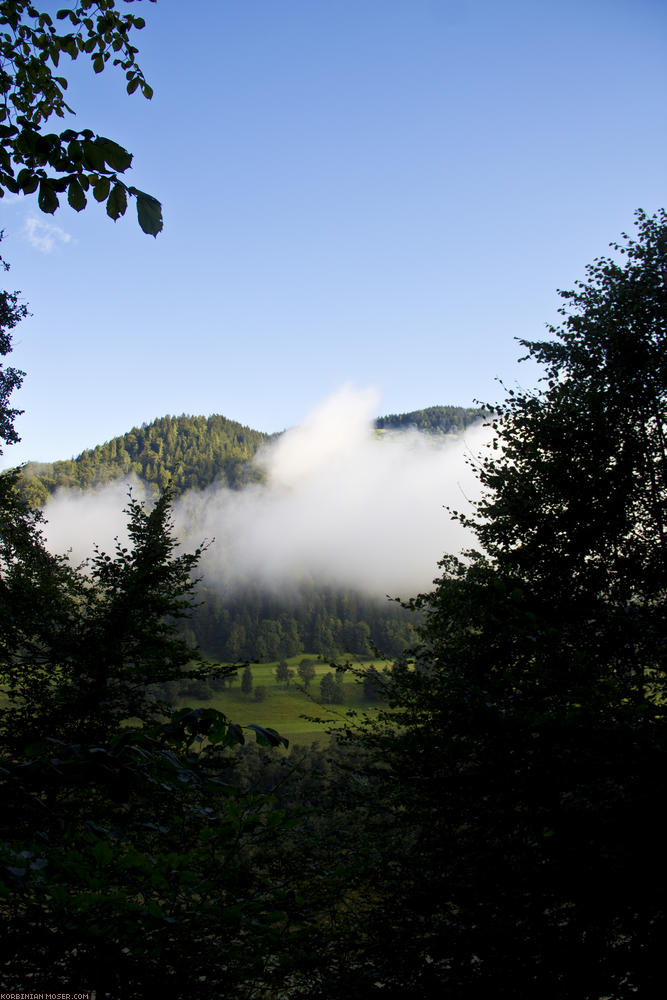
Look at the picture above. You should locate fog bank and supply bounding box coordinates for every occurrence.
[43,387,490,596]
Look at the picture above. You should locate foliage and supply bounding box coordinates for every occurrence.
[344,210,667,997]
[319,670,344,705]
[0,0,162,234]
[361,662,387,701]
[470,208,667,695]
[1,481,219,749]
[240,664,253,698]
[0,231,26,451]
[17,412,271,504]
[297,656,316,689]
[193,580,415,663]
[275,658,294,687]
[375,404,483,435]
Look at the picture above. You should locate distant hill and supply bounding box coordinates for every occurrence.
[16,404,483,506]
[18,413,270,506]
[13,405,482,660]
[375,405,483,435]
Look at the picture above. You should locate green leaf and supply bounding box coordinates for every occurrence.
[82,139,105,172]
[38,181,59,214]
[142,83,154,100]
[67,178,86,211]
[67,139,83,163]
[246,724,289,749]
[106,182,127,221]
[126,77,140,95]
[93,56,104,74]
[97,138,132,173]
[93,176,110,202]
[135,190,163,237]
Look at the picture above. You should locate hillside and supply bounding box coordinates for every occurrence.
[18,413,272,506]
[16,404,483,505]
[12,404,477,660]
[375,404,483,434]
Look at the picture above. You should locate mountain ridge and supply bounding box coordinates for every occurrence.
[16,404,483,506]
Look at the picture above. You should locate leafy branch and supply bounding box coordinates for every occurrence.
[0,1,162,234]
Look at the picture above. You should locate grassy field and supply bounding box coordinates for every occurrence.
[191,655,388,746]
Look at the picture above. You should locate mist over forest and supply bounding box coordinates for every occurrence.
[38,387,489,596]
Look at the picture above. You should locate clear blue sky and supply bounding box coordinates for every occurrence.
[1,0,665,468]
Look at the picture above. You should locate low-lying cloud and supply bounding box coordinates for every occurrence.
[43,386,491,597]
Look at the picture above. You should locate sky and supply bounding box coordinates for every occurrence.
[1,0,665,469]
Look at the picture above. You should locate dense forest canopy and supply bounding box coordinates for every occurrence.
[17,412,272,505]
[375,404,483,434]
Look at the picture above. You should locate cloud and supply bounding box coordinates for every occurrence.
[23,215,72,253]
[42,387,491,598]
[42,476,150,568]
[173,386,490,596]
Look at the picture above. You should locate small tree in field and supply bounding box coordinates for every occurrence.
[320,671,344,705]
[241,665,253,699]
[298,658,316,690]
[275,658,294,688]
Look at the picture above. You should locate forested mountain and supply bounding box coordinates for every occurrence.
[375,404,482,434]
[18,413,271,506]
[16,404,482,506]
[14,406,478,659]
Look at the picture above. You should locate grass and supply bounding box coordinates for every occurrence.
[191,655,388,746]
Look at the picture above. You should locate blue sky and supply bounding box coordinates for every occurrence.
[1,0,665,468]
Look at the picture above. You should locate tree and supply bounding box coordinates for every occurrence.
[347,211,667,999]
[0,233,27,450]
[241,664,253,698]
[275,658,294,688]
[0,483,216,749]
[0,0,162,234]
[468,208,667,695]
[319,671,344,705]
[361,663,385,702]
[297,657,316,690]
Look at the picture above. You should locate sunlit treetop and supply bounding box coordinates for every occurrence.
[0,0,162,235]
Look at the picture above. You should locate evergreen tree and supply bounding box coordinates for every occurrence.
[241,664,253,698]
[275,658,294,688]
[350,211,667,998]
[297,658,316,690]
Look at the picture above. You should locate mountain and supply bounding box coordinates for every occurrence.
[18,413,271,506]
[13,405,481,661]
[375,404,482,434]
[16,405,483,506]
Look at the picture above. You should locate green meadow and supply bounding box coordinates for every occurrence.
[189,655,389,746]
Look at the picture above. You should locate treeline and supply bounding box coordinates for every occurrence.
[16,405,481,506]
[18,413,271,505]
[375,404,483,434]
[191,582,415,661]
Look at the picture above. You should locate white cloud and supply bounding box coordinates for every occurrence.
[174,387,491,596]
[23,215,72,253]
[43,388,492,599]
